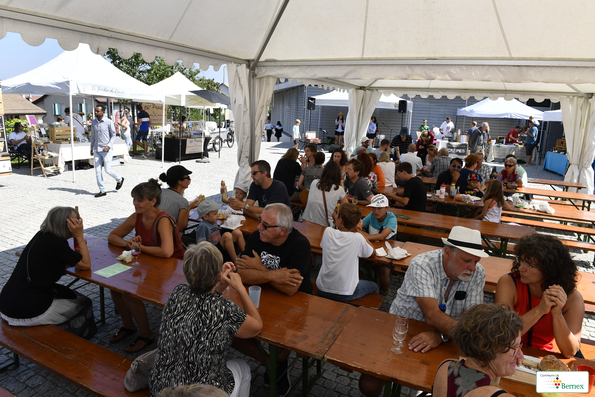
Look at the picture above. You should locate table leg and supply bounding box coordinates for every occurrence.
[257,341,277,397]
[99,286,105,325]
[300,357,323,397]
[0,353,19,374]
[499,239,508,258]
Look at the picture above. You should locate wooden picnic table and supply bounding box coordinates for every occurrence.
[527,178,586,191]
[504,186,595,210]
[324,307,595,397]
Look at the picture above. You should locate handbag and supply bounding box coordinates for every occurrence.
[124,348,158,392]
[322,189,330,227]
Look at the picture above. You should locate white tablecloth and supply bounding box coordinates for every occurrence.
[485,142,527,163]
[47,139,130,170]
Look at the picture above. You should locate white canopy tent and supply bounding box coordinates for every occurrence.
[457,98,543,120]
[543,110,563,122]
[2,43,162,181]
[3,0,595,191]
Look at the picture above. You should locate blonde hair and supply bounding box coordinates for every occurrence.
[295,119,301,124]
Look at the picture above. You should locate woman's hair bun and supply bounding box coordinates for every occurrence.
[159,172,168,182]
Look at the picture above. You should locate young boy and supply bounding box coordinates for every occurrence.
[386,162,427,212]
[195,199,245,263]
[316,203,376,302]
[360,194,396,296]
[460,172,484,198]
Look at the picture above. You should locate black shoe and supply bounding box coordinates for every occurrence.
[116,177,124,190]
[275,360,291,397]
[95,192,107,198]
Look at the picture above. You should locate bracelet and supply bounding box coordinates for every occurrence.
[554,311,563,316]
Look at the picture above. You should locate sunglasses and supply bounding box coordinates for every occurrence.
[251,171,262,175]
[258,216,279,230]
[505,164,515,168]
[451,164,462,169]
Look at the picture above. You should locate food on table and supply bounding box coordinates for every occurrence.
[539,355,569,371]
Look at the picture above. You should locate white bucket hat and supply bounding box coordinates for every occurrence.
[441,226,489,258]
[366,194,389,208]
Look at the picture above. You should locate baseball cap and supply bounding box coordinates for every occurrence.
[366,194,389,208]
[197,199,221,218]
[234,181,249,193]
[361,135,369,142]
[467,172,481,182]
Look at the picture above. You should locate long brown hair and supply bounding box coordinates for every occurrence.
[316,161,342,192]
[483,180,505,207]
[281,148,299,161]
[356,152,373,177]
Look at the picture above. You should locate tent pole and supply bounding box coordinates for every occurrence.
[162,96,166,168]
[69,87,76,182]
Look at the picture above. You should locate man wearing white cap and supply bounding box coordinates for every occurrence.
[353,135,374,155]
[360,226,488,396]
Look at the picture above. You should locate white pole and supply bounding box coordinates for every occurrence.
[69,84,76,183]
[162,95,166,168]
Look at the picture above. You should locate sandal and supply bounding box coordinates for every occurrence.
[109,327,137,344]
[125,335,155,353]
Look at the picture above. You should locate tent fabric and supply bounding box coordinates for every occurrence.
[151,72,221,108]
[543,110,563,122]
[561,97,595,194]
[456,98,543,120]
[2,44,160,101]
[313,91,404,110]
[344,89,382,156]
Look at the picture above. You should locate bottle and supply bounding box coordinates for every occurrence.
[450,182,456,197]
[439,183,446,198]
[73,206,80,252]
[220,181,228,203]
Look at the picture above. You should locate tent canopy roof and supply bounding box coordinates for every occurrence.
[2,0,595,100]
[313,91,405,109]
[457,98,544,120]
[151,72,224,108]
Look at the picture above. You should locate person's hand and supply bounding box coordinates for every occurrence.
[228,198,243,211]
[544,284,567,316]
[298,155,306,165]
[222,271,244,292]
[90,150,94,155]
[355,219,364,233]
[236,251,263,270]
[102,146,110,152]
[409,330,442,353]
[452,170,460,183]
[271,268,303,287]
[128,241,141,251]
[66,216,84,239]
[219,262,239,291]
[536,288,556,315]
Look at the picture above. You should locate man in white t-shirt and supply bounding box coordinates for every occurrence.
[8,122,32,158]
[440,117,455,138]
[292,119,301,149]
[65,107,87,142]
[399,143,423,174]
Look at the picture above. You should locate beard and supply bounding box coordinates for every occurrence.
[458,273,473,282]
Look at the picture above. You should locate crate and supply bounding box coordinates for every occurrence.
[49,127,75,142]
[556,139,566,148]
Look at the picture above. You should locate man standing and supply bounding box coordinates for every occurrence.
[387,162,427,212]
[264,120,274,142]
[359,226,487,396]
[64,107,86,142]
[90,105,124,198]
[440,117,455,139]
[466,121,478,138]
[390,127,412,160]
[228,160,291,219]
[525,120,538,166]
[135,104,150,158]
[470,122,489,155]
[399,143,423,174]
[418,119,430,136]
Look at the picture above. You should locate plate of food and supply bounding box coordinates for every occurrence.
[505,355,570,386]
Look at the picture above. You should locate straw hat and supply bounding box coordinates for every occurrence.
[441,226,489,258]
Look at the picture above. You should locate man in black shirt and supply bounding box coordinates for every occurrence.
[390,127,412,161]
[435,157,463,191]
[386,162,427,212]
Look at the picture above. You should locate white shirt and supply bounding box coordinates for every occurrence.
[317,227,374,295]
[378,162,395,186]
[293,124,300,139]
[440,121,455,137]
[399,152,423,174]
[8,131,27,148]
[302,180,345,227]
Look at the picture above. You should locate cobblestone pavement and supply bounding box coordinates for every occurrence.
[0,140,592,396]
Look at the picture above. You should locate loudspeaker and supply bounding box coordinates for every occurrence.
[307,97,316,110]
[327,144,341,153]
[398,100,407,113]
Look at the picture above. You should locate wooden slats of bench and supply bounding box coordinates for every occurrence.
[0,387,15,397]
[501,216,595,237]
[396,225,449,241]
[311,280,385,309]
[0,322,149,396]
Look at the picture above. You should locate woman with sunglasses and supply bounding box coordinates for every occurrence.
[495,234,584,358]
[496,157,523,189]
[433,303,523,397]
[158,165,202,234]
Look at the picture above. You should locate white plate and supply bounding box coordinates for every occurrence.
[516,355,540,374]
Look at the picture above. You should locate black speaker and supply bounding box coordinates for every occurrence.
[307,97,316,110]
[327,144,341,153]
[398,100,407,113]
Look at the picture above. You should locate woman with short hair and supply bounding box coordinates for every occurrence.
[433,303,524,397]
[497,156,523,189]
[150,242,262,397]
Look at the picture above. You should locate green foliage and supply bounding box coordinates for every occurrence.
[5,118,28,133]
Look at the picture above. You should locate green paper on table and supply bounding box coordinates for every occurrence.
[95,263,132,278]
[394,214,412,220]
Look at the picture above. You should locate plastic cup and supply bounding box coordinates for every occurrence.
[249,286,261,308]
[577,365,595,392]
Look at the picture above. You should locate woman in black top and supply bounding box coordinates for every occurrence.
[273,148,302,201]
[0,207,96,338]
[274,121,283,142]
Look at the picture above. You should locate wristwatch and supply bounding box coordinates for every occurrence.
[244,203,250,211]
[440,333,449,343]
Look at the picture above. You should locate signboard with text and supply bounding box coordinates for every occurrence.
[185,138,204,154]
[140,103,167,125]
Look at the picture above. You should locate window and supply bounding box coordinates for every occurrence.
[78,103,87,114]
[53,103,62,116]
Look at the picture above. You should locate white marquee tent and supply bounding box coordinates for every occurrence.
[543,110,563,122]
[314,91,405,110]
[457,98,544,120]
[2,0,595,192]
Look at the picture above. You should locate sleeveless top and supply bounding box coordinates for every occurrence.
[483,201,502,223]
[441,359,506,397]
[135,211,185,260]
[509,273,555,351]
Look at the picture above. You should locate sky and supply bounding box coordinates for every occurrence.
[0,32,227,84]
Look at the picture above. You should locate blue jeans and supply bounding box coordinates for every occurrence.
[317,280,378,302]
[94,149,121,193]
[123,132,132,151]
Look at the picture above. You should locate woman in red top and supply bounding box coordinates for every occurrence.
[495,234,584,358]
[108,179,185,352]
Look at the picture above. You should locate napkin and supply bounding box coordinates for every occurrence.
[375,248,387,257]
[221,215,245,230]
[385,244,411,260]
[116,250,133,263]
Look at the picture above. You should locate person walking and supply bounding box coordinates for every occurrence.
[90,105,124,198]
[135,104,150,158]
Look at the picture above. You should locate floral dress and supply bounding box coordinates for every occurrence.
[443,359,505,397]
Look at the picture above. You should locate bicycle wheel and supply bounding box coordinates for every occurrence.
[226,132,235,148]
[212,136,223,152]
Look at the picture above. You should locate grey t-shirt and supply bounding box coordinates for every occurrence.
[159,189,189,223]
[301,165,324,190]
[344,177,372,200]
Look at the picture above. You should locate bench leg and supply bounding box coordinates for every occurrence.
[99,286,106,325]
[0,353,19,374]
[257,342,278,397]
[298,356,323,397]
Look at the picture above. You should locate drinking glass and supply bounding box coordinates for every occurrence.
[351,197,359,205]
[131,247,141,266]
[391,317,408,354]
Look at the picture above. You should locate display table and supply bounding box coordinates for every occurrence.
[47,139,129,171]
[543,151,568,175]
[156,137,211,162]
[485,142,527,162]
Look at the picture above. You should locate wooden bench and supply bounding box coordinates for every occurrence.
[0,321,149,396]
[0,387,15,397]
[396,225,449,241]
[311,280,385,310]
[501,216,595,240]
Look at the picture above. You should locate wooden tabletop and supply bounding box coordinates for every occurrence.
[528,178,586,190]
[504,186,595,203]
[325,307,595,396]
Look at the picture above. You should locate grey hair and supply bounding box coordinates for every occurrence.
[183,242,223,294]
[157,384,228,397]
[442,246,458,256]
[264,203,293,233]
[40,206,79,240]
[379,151,391,163]
[505,157,518,166]
[481,122,489,128]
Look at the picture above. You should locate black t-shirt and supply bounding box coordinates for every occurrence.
[390,135,412,155]
[435,170,454,191]
[240,229,313,294]
[403,176,427,212]
[0,232,82,318]
[247,179,291,207]
[273,159,302,196]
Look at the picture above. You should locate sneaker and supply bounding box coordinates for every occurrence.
[141,154,147,159]
[95,192,107,198]
[116,177,124,190]
[275,360,291,397]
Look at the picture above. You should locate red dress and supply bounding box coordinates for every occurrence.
[509,273,555,352]
[135,211,185,260]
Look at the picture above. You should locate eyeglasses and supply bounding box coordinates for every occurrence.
[181,176,191,180]
[515,257,536,269]
[505,164,515,168]
[251,171,262,176]
[258,216,279,230]
[510,342,523,357]
[451,164,462,169]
